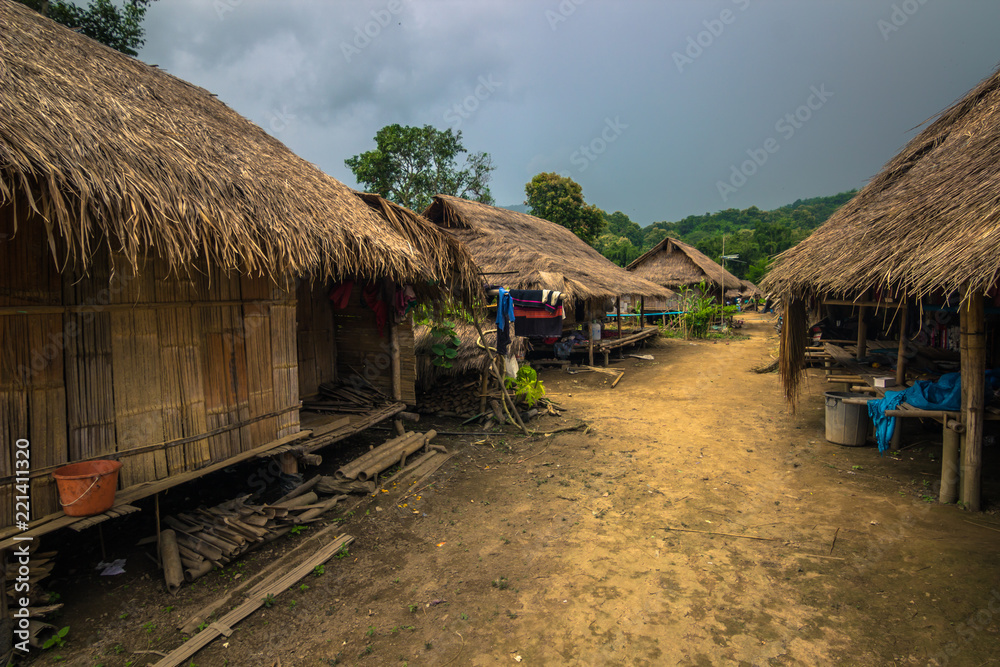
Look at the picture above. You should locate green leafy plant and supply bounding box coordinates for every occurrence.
[334,545,350,560]
[312,565,325,577]
[505,365,545,407]
[263,594,276,609]
[290,525,309,535]
[42,626,70,650]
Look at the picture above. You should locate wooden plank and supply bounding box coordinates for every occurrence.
[0,430,313,550]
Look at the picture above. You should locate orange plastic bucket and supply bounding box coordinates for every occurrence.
[52,460,122,516]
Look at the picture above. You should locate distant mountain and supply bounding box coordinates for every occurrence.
[501,204,530,214]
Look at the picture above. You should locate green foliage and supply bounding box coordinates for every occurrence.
[16,0,155,56]
[676,283,739,338]
[263,594,275,608]
[42,626,70,650]
[504,365,545,407]
[524,172,605,245]
[639,190,855,281]
[289,525,309,535]
[345,124,494,212]
[312,564,325,577]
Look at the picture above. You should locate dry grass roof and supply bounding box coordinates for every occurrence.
[627,237,742,291]
[422,195,672,302]
[762,65,1000,303]
[0,1,460,286]
[414,320,526,386]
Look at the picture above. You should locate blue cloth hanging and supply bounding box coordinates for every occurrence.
[868,371,999,453]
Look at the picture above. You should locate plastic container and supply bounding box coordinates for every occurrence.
[590,322,602,341]
[52,460,122,516]
[824,392,870,446]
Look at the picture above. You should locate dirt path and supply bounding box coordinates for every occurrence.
[26,314,1000,666]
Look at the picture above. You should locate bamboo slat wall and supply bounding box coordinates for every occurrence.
[331,282,415,403]
[0,206,301,528]
[296,280,338,399]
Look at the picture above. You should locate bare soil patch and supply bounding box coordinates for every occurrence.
[19,313,1000,666]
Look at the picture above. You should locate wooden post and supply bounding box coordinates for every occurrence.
[588,300,595,366]
[615,296,622,341]
[895,302,908,387]
[639,299,645,330]
[387,283,402,403]
[961,293,985,511]
[856,302,869,361]
[280,451,298,476]
[478,369,489,414]
[940,422,960,504]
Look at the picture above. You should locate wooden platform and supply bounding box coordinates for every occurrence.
[0,403,405,550]
[594,328,659,366]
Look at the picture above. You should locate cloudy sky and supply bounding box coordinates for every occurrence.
[139,0,1000,225]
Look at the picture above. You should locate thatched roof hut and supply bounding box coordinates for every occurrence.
[762,67,1000,303]
[627,237,742,292]
[0,0,463,287]
[422,195,672,302]
[760,65,1000,511]
[0,1,479,540]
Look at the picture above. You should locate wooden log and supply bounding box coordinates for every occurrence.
[961,293,985,511]
[857,301,869,361]
[183,560,213,583]
[295,495,348,523]
[272,475,321,506]
[895,303,908,387]
[159,530,184,596]
[398,411,420,422]
[940,421,960,504]
[269,492,318,510]
[611,371,625,388]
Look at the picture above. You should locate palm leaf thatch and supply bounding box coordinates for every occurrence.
[762,64,1000,304]
[0,0,452,286]
[354,193,483,304]
[422,195,672,302]
[414,320,526,387]
[627,237,742,291]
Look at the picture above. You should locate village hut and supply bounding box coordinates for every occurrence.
[422,195,672,368]
[0,0,478,541]
[762,64,1000,510]
[627,237,742,309]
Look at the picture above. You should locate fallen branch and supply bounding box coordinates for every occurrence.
[528,421,589,436]
[665,527,778,541]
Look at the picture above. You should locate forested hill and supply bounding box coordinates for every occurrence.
[596,190,856,282]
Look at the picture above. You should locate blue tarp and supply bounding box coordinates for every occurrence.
[868,371,1000,453]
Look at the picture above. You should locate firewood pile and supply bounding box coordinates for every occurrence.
[156,490,354,592]
[156,430,444,593]
[416,377,486,416]
[301,382,386,413]
[4,544,62,648]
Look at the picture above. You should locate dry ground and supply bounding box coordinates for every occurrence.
[20,313,1000,666]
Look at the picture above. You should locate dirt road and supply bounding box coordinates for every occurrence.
[28,313,1000,666]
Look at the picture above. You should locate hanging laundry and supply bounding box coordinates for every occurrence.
[361,282,388,336]
[329,281,354,309]
[496,286,515,355]
[394,284,417,316]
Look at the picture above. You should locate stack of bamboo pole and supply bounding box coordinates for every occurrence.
[157,491,348,592]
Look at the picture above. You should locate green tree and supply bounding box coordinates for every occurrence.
[345,124,495,212]
[604,210,644,247]
[17,0,155,57]
[524,172,605,245]
[594,233,640,267]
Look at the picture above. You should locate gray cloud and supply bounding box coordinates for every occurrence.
[141,0,1000,224]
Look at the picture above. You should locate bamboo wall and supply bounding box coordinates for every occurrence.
[331,282,416,405]
[0,205,300,529]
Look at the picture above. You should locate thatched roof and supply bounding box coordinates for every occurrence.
[0,0,459,286]
[414,321,527,386]
[627,237,742,291]
[762,65,1000,303]
[422,195,672,302]
[354,193,482,303]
